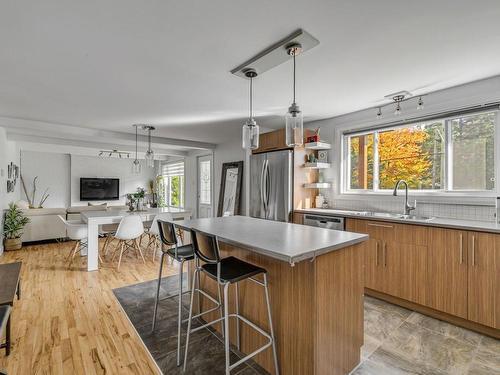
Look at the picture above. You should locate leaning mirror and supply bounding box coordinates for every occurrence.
[218,161,243,217]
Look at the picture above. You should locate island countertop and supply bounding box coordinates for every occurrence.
[174,216,368,265]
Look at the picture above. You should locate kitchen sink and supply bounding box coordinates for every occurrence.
[371,212,434,221]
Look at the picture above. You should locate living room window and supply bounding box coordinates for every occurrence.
[343,110,498,194]
[158,161,185,207]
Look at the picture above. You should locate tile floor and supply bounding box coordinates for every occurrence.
[354,296,500,375]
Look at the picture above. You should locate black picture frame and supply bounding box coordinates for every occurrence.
[217,161,243,217]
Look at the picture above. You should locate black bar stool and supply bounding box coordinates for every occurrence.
[152,220,224,367]
[183,228,279,375]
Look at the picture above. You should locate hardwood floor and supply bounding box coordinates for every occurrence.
[0,239,176,375]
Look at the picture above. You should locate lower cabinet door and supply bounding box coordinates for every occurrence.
[426,228,468,319]
[468,232,500,329]
[382,241,427,305]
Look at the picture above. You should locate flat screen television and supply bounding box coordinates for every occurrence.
[80,178,120,201]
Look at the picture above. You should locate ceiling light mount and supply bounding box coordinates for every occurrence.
[286,43,303,57]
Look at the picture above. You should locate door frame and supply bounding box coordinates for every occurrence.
[196,153,214,218]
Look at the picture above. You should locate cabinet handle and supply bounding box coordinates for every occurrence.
[383,242,387,267]
[459,233,463,265]
[375,241,379,266]
[367,223,394,229]
[471,235,476,266]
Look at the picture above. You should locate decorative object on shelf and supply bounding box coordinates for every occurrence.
[142,125,156,168]
[306,128,320,144]
[322,200,329,209]
[317,150,328,163]
[285,43,304,147]
[6,162,19,193]
[307,153,317,163]
[218,161,243,217]
[131,124,141,174]
[3,202,30,251]
[98,149,131,158]
[20,175,50,208]
[315,194,324,208]
[242,69,260,150]
[304,141,331,150]
[373,91,427,118]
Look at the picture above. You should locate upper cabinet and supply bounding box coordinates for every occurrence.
[252,128,289,154]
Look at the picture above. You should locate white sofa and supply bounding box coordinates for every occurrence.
[21,208,67,243]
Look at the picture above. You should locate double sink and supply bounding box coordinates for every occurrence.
[332,210,435,222]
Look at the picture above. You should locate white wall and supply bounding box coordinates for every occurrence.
[0,127,20,254]
[70,155,155,206]
[20,151,70,208]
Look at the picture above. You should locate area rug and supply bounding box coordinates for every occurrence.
[113,275,267,374]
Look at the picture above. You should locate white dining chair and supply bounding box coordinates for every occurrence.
[58,215,103,266]
[110,215,146,270]
[145,212,175,261]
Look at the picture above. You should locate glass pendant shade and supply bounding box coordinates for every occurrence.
[132,159,141,174]
[285,103,303,146]
[242,118,259,150]
[145,150,154,168]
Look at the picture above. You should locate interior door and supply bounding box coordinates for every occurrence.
[197,155,213,218]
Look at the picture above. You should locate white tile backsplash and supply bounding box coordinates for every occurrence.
[327,198,496,222]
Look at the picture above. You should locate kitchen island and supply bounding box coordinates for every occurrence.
[175,216,368,375]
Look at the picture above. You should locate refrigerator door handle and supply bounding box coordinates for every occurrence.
[260,159,267,214]
[265,160,271,209]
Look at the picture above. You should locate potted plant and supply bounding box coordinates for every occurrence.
[3,202,30,251]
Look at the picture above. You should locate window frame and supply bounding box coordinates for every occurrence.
[160,161,185,208]
[342,110,499,197]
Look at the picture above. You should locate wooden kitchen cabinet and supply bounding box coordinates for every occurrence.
[426,228,468,318]
[467,231,500,329]
[252,129,288,154]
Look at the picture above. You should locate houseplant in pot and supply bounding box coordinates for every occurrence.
[3,202,30,251]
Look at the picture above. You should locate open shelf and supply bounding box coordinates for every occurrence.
[303,162,331,169]
[304,142,331,150]
[303,183,331,189]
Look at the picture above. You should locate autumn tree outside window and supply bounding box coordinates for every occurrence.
[344,110,498,194]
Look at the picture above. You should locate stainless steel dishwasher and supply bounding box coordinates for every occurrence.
[303,214,345,231]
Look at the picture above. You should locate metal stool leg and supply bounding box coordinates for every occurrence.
[235,283,240,351]
[223,282,230,375]
[218,283,225,338]
[176,258,185,366]
[151,252,166,331]
[264,274,279,375]
[183,267,199,372]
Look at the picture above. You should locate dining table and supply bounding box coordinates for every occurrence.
[80,207,192,271]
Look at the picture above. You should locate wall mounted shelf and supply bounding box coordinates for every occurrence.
[303,162,331,169]
[303,183,331,189]
[304,142,331,150]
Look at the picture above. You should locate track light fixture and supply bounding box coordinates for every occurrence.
[374,93,427,118]
[417,96,424,110]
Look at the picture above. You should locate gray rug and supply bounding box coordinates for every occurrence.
[113,275,268,374]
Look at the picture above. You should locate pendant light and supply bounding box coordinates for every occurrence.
[242,69,260,150]
[142,125,155,168]
[285,43,304,147]
[131,124,141,174]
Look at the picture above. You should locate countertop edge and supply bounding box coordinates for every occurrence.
[295,208,500,234]
[174,220,368,265]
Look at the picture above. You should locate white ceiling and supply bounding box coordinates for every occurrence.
[1,0,500,145]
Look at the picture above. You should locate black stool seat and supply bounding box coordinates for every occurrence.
[202,256,266,284]
[164,244,195,261]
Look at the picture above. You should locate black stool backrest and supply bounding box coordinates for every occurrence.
[158,220,178,247]
[190,228,220,264]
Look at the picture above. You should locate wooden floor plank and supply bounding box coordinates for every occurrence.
[0,239,175,374]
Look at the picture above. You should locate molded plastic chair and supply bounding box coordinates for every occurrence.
[110,215,145,270]
[58,215,99,265]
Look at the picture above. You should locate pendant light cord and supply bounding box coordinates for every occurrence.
[293,53,296,104]
[135,125,138,160]
[249,76,253,119]
[148,128,151,152]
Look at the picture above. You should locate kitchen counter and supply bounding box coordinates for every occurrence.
[295,208,500,234]
[176,215,367,374]
[175,215,367,265]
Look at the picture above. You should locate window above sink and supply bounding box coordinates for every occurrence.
[342,109,498,196]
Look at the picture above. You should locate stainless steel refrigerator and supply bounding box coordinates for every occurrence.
[249,149,293,222]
